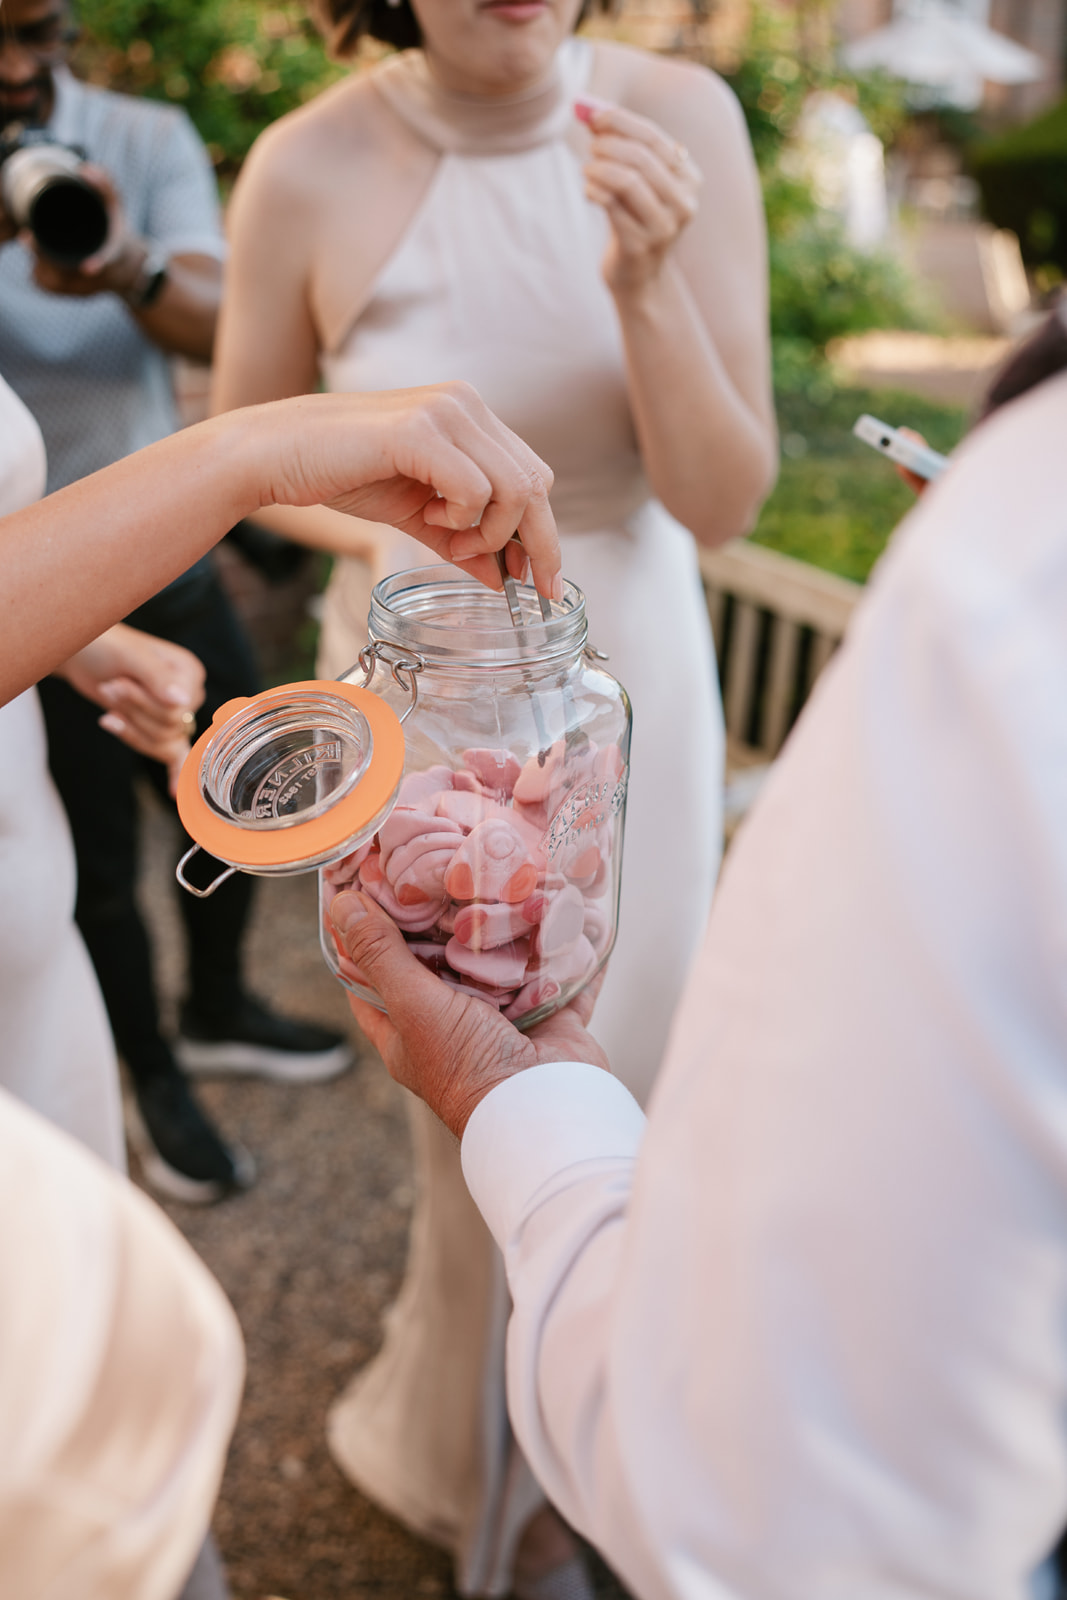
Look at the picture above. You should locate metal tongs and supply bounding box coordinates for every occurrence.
[496,543,587,765]
[496,542,553,627]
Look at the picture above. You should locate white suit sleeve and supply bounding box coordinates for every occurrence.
[463,374,1067,1600]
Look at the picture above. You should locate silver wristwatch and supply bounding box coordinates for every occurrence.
[122,245,169,309]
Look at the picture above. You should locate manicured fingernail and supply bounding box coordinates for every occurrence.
[574,94,611,124]
[450,532,483,561]
[99,713,125,735]
[331,891,368,935]
[165,684,189,705]
[551,574,565,602]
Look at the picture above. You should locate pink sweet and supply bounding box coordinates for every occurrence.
[439,978,505,1009]
[360,867,442,932]
[436,789,545,853]
[445,934,530,988]
[582,902,611,952]
[453,899,538,952]
[323,838,372,888]
[558,836,603,889]
[503,975,561,1022]
[463,747,521,796]
[394,846,460,906]
[406,941,453,974]
[385,829,463,901]
[444,818,540,905]
[359,849,384,887]
[539,932,597,987]
[379,807,458,869]
[513,742,565,805]
[396,764,454,809]
[536,884,585,957]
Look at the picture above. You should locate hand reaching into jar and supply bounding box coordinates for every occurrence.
[1,382,562,705]
[329,888,609,1140]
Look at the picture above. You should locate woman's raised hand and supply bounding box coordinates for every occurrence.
[576,97,701,296]
[55,624,206,796]
[260,383,562,601]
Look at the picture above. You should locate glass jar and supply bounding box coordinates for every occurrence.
[175,566,631,1030]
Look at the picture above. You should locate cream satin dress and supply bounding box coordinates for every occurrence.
[0,375,123,1168]
[317,42,724,1594]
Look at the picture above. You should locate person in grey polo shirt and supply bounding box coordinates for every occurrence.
[0,0,352,1209]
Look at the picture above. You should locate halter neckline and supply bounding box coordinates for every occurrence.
[372,38,590,156]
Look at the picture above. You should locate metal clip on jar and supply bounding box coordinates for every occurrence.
[176,566,631,1031]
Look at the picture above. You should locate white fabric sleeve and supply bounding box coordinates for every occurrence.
[462,1064,657,1576]
[462,376,1067,1600]
[0,1089,243,1600]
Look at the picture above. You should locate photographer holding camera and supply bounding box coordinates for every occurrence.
[0,0,352,1208]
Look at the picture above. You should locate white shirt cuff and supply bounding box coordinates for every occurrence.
[461,1062,646,1250]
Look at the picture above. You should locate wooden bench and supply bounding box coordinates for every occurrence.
[698,539,863,831]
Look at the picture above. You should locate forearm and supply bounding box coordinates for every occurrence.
[127,255,219,361]
[1,411,265,702]
[616,264,776,547]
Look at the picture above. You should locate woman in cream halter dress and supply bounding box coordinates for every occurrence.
[321,47,723,1586]
[215,13,774,1592]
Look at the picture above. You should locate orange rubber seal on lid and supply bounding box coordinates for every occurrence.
[176,679,405,870]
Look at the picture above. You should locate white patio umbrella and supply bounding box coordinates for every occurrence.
[841,6,1043,87]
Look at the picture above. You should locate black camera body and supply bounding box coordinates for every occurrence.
[0,126,109,266]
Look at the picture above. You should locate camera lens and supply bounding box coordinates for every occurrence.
[1,142,109,266]
[29,176,108,264]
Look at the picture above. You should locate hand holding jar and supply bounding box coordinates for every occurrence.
[329,886,610,1141]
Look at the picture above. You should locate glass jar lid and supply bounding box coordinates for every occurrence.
[176,681,405,874]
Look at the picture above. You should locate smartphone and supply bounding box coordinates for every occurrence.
[852,414,949,482]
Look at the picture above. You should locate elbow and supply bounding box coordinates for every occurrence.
[687,432,779,549]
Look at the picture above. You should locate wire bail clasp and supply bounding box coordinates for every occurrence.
[348,641,425,726]
[175,844,238,899]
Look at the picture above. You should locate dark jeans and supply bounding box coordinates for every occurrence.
[38,567,261,1086]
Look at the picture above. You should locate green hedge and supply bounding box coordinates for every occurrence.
[752,382,967,583]
[970,96,1067,274]
[72,0,343,175]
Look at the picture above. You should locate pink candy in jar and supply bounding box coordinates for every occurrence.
[322,735,624,1026]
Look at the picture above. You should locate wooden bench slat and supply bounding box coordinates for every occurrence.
[699,538,861,638]
[724,598,761,741]
[763,616,801,756]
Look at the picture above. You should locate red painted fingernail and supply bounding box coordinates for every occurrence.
[574,95,612,124]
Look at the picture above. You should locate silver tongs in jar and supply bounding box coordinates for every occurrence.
[496,543,553,626]
[495,544,588,764]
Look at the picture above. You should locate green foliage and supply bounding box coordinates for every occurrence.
[71,0,344,174]
[970,96,1067,275]
[752,382,967,582]
[722,2,909,174]
[769,210,934,389]
[720,2,932,389]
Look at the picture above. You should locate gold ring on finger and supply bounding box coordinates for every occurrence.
[181,710,196,733]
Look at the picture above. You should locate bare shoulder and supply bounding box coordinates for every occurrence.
[236,67,404,204]
[587,39,748,148]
